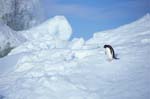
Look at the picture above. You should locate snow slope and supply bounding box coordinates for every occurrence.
[0,23,25,57]
[0,14,150,99]
[8,16,72,56]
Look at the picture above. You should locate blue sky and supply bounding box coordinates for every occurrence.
[41,0,150,40]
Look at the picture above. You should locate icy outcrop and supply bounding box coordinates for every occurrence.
[0,24,25,57]
[0,0,44,31]
[0,14,150,99]
[0,0,44,57]
[9,16,72,55]
[21,16,72,41]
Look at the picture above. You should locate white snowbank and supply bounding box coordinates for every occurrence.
[87,13,150,46]
[9,16,72,55]
[69,38,85,49]
[21,16,72,41]
[0,14,150,99]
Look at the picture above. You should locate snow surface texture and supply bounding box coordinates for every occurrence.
[0,15,72,58]
[0,23,25,57]
[0,14,150,99]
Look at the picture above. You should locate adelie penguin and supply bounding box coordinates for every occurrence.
[104,44,119,61]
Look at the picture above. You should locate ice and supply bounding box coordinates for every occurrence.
[9,16,72,55]
[21,16,72,41]
[0,0,44,31]
[0,14,150,99]
[69,38,85,49]
[0,23,25,57]
[0,0,43,57]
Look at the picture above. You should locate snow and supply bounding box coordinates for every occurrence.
[0,0,44,57]
[21,16,72,41]
[0,53,24,74]
[0,0,44,30]
[0,14,150,99]
[0,23,26,57]
[8,16,72,55]
[69,38,85,49]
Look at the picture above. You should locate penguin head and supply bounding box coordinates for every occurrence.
[104,45,106,48]
[104,44,112,49]
[104,45,108,48]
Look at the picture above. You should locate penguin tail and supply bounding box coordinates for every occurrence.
[113,55,119,59]
[113,54,119,60]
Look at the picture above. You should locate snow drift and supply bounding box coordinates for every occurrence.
[0,14,150,99]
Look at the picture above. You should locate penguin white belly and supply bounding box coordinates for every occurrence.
[105,48,113,60]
